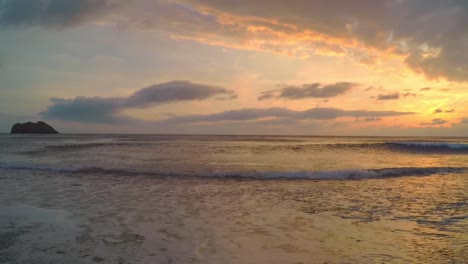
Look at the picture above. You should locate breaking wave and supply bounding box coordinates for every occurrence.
[22,142,148,154]
[19,140,468,156]
[311,141,468,154]
[0,163,466,180]
[387,141,468,149]
[383,142,468,153]
[209,167,467,179]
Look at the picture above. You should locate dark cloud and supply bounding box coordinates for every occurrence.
[160,107,415,124]
[41,80,236,123]
[185,0,468,81]
[420,87,432,91]
[4,1,468,81]
[124,81,235,108]
[258,82,356,101]
[376,92,416,100]
[257,93,275,101]
[402,92,417,97]
[420,118,449,126]
[41,96,132,124]
[362,117,381,122]
[376,92,400,100]
[434,108,455,114]
[0,0,113,27]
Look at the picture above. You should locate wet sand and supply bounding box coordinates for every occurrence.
[1,169,467,264]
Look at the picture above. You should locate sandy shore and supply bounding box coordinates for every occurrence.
[1,169,467,264]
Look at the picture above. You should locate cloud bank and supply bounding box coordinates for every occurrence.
[184,0,468,82]
[41,80,236,123]
[124,81,237,108]
[0,0,113,27]
[420,118,449,126]
[160,107,415,124]
[258,82,356,101]
[3,0,468,81]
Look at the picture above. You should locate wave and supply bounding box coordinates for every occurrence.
[0,163,159,176]
[0,163,466,180]
[387,142,468,149]
[383,142,468,153]
[20,139,468,156]
[23,142,144,154]
[209,167,467,179]
[315,141,468,154]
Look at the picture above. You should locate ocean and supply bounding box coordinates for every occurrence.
[0,134,467,263]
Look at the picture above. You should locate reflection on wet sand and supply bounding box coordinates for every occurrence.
[1,170,467,264]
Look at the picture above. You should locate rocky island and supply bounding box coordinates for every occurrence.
[10,121,59,134]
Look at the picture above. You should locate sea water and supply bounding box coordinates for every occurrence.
[0,134,467,263]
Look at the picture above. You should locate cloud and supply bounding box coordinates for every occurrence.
[362,117,381,122]
[0,0,113,28]
[402,92,417,97]
[434,108,455,114]
[420,87,432,91]
[420,118,449,126]
[183,0,468,81]
[160,107,415,124]
[41,80,236,123]
[124,81,235,108]
[376,92,416,100]
[258,82,356,101]
[257,92,275,101]
[41,96,131,124]
[460,118,468,125]
[4,1,468,81]
[376,92,400,100]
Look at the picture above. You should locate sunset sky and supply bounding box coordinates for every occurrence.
[1,0,468,135]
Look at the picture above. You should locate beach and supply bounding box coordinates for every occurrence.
[4,1,468,262]
[1,134,468,263]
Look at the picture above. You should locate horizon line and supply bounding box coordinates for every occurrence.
[1,132,468,138]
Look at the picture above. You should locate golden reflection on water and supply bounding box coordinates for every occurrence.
[1,170,467,263]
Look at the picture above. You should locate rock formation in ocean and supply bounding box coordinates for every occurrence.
[10,121,59,134]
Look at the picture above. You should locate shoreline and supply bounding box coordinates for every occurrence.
[1,170,467,263]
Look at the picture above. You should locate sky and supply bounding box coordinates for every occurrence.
[1,0,468,135]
